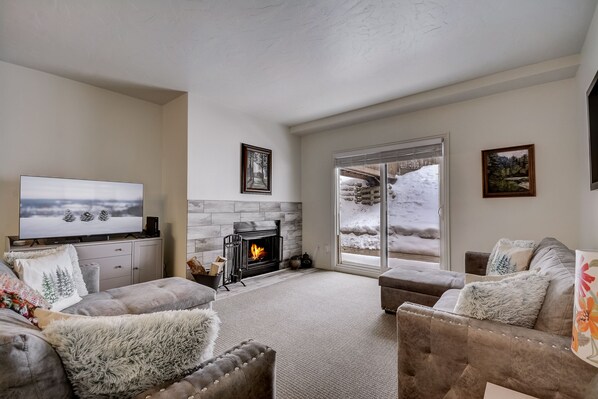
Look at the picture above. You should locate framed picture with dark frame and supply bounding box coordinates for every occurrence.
[241,143,272,195]
[482,144,536,198]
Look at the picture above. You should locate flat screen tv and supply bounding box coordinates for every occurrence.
[19,176,143,240]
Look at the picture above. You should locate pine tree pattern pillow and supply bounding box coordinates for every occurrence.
[486,238,535,275]
[13,250,82,311]
[4,245,88,296]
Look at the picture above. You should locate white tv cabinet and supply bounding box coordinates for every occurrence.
[6,237,164,291]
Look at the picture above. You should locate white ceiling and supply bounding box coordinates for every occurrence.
[0,0,596,126]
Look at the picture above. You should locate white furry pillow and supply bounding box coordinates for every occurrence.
[43,309,220,399]
[454,271,550,328]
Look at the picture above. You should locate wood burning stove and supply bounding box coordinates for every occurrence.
[233,221,283,278]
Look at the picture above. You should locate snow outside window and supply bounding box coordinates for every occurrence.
[335,138,444,272]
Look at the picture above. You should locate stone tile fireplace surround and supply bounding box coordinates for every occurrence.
[186,200,302,278]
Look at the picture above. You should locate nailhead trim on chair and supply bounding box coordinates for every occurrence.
[191,347,273,395]
[399,307,572,351]
[143,343,274,397]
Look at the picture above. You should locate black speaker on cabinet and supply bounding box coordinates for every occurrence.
[145,216,160,237]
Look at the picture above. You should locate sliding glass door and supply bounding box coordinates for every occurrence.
[386,158,441,269]
[338,163,383,269]
[335,137,447,274]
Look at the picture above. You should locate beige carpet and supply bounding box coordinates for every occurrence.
[214,268,317,301]
[213,270,397,399]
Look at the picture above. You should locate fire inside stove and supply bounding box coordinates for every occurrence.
[250,243,267,261]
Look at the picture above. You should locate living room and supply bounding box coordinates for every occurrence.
[2,1,598,398]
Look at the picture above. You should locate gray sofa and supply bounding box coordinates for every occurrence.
[396,238,598,399]
[0,259,276,399]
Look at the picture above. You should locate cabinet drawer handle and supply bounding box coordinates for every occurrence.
[114,265,122,269]
[133,267,139,270]
[115,248,123,252]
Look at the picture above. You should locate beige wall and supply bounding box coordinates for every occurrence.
[301,78,580,272]
[0,61,164,253]
[161,94,188,277]
[577,5,598,250]
[187,95,301,202]
[0,63,300,273]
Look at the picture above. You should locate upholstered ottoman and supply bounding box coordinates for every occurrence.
[63,277,215,316]
[379,264,465,313]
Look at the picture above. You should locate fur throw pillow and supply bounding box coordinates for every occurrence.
[43,309,220,399]
[454,271,550,328]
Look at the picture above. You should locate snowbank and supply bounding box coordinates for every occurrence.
[340,165,440,257]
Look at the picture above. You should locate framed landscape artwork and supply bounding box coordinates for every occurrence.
[241,143,272,194]
[482,144,536,198]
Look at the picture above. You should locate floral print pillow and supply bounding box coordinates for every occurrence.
[0,274,50,326]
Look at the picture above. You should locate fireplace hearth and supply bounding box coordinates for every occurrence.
[233,221,283,278]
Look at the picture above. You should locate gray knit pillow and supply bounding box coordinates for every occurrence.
[455,271,550,328]
[43,309,220,399]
